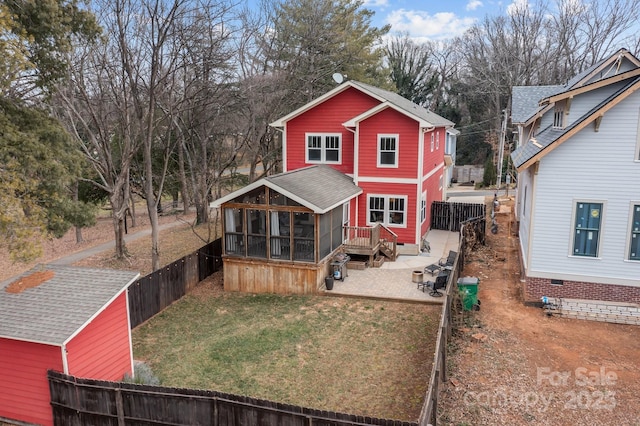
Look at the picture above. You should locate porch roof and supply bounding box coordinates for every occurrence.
[210,165,362,214]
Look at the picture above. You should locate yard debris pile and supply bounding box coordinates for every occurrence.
[439,197,640,425]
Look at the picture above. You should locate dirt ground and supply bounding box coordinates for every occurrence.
[439,198,640,425]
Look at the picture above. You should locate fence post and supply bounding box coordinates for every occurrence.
[115,388,125,426]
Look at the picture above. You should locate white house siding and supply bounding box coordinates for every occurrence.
[528,89,640,287]
[516,167,534,270]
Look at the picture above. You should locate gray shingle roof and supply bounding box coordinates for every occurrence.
[210,165,362,213]
[0,264,139,345]
[512,76,640,168]
[511,85,563,123]
[265,165,361,213]
[350,81,455,127]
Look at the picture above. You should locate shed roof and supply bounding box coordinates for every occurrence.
[210,165,362,213]
[0,264,139,346]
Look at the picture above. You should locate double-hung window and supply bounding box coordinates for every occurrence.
[367,195,407,227]
[420,192,427,223]
[629,204,640,260]
[306,133,341,164]
[572,202,603,257]
[377,134,398,167]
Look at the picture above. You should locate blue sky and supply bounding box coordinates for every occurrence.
[363,0,514,41]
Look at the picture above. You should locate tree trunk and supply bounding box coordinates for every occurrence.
[72,181,84,243]
[178,141,190,211]
[109,190,128,259]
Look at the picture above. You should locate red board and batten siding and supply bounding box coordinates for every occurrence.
[286,87,379,174]
[65,292,133,380]
[357,108,420,179]
[0,339,63,426]
[356,181,418,244]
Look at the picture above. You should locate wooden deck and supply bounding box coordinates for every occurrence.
[342,224,397,265]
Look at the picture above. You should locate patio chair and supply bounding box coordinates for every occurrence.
[429,273,448,297]
[424,250,457,276]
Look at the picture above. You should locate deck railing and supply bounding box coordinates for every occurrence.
[343,224,381,250]
[378,224,398,260]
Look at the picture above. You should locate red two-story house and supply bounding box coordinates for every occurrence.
[272,80,455,252]
[211,81,455,294]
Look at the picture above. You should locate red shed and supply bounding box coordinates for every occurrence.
[0,264,139,426]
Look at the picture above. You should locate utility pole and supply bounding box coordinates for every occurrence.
[496,108,508,191]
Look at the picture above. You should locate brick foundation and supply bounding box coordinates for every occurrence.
[524,276,640,304]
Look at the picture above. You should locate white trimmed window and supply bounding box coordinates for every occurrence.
[306,133,341,164]
[420,192,427,223]
[436,131,440,150]
[367,195,407,227]
[377,134,398,167]
[572,201,603,257]
[629,204,640,261]
[430,133,435,152]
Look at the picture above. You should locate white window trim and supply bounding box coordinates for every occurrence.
[553,107,564,129]
[438,174,443,190]
[420,191,427,223]
[305,133,342,164]
[569,199,606,259]
[430,133,434,152]
[626,202,640,262]
[366,194,408,228]
[436,131,440,150]
[377,134,399,168]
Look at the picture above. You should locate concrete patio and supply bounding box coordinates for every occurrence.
[325,229,460,304]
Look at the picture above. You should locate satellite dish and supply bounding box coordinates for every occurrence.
[332,73,344,84]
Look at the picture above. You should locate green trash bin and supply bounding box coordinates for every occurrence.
[457,276,480,311]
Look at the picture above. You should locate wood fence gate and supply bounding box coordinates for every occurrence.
[430,201,486,232]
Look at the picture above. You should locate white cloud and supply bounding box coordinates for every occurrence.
[385,9,477,41]
[466,0,483,11]
[506,0,530,16]
[363,0,389,8]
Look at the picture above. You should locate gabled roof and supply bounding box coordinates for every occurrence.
[0,264,139,346]
[210,165,362,214]
[270,80,454,129]
[511,85,563,124]
[512,75,640,171]
[511,49,640,125]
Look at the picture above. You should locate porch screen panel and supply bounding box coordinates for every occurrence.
[331,205,343,250]
[247,209,267,258]
[293,212,315,262]
[319,213,332,259]
[224,208,244,256]
[271,211,291,260]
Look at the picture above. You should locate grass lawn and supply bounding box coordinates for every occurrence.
[132,277,441,421]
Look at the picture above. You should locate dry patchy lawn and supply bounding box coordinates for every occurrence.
[133,275,441,422]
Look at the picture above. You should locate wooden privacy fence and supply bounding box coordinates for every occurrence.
[417,249,461,426]
[48,371,417,426]
[128,238,222,328]
[430,201,486,232]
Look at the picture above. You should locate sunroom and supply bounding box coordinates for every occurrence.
[210,165,362,294]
